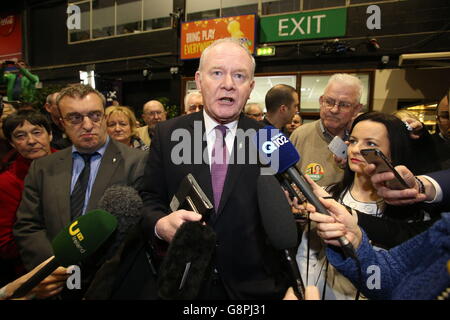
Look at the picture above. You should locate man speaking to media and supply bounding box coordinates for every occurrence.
[140,38,290,300]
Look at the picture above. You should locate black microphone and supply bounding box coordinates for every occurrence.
[255,126,357,260]
[10,210,117,299]
[257,174,305,300]
[97,184,144,262]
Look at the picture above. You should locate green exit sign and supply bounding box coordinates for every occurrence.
[260,8,347,42]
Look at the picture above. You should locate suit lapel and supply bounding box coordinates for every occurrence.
[87,140,122,211]
[55,148,74,227]
[189,113,215,215]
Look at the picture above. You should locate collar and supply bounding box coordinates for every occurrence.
[319,120,349,142]
[203,109,238,136]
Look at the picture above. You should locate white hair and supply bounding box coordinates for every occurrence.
[198,37,256,79]
[244,102,263,113]
[184,90,203,111]
[324,73,364,103]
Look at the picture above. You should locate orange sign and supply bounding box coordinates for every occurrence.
[181,14,256,60]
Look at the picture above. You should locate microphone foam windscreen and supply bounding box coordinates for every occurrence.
[253,126,300,174]
[51,209,118,267]
[158,221,216,300]
[97,184,144,260]
[257,175,298,250]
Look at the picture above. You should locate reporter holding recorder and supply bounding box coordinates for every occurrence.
[307,196,450,300]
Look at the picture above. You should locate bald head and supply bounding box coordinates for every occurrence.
[44,92,61,124]
[142,100,166,127]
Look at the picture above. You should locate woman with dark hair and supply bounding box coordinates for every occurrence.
[0,110,56,287]
[296,111,436,300]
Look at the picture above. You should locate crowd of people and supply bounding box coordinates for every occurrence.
[0,38,449,300]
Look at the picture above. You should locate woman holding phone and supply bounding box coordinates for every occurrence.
[296,112,437,300]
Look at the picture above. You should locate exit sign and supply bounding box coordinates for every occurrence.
[260,8,347,42]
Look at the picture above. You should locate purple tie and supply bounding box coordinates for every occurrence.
[211,125,229,212]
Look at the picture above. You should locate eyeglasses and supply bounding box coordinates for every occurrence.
[321,96,355,111]
[62,111,104,125]
[188,104,204,112]
[144,111,164,117]
[438,112,450,121]
[246,112,263,117]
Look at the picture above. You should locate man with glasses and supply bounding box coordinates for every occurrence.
[13,84,147,298]
[136,100,167,146]
[290,73,363,186]
[184,91,204,114]
[432,90,450,169]
[244,102,264,121]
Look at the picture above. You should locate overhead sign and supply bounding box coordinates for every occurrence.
[0,14,22,60]
[260,8,347,42]
[181,14,256,60]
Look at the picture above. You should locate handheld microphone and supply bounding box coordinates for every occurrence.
[9,210,117,299]
[257,174,305,300]
[255,126,357,259]
[97,184,143,261]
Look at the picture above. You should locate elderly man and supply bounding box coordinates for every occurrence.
[290,73,363,187]
[136,100,166,146]
[44,92,72,150]
[184,91,203,114]
[13,84,147,298]
[244,102,264,121]
[140,38,289,299]
[263,84,299,132]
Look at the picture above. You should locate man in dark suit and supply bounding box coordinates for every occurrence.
[140,38,289,299]
[13,85,147,284]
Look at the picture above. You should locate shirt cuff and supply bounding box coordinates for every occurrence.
[421,175,443,203]
[154,226,163,240]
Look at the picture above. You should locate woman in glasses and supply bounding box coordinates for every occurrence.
[105,106,149,151]
[0,110,55,287]
[296,111,436,300]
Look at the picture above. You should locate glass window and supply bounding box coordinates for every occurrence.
[143,0,172,31]
[92,0,115,39]
[116,0,142,35]
[69,1,91,42]
[300,73,370,112]
[186,0,220,21]
[221,0,258,17]
[261,0,300,16]
[302,0,346,10]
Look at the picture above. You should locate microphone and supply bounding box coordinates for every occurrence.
[257,174,305,300]
[255,126,357,259]
[97,184,143,261]
[9,210,117,299]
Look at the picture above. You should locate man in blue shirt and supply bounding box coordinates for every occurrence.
[13,84,148,298]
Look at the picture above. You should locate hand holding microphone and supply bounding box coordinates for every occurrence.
[255,126,357,259]
[8,210,117,299]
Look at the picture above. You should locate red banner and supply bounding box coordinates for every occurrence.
[181,14,256,60]
[0,14,22,61]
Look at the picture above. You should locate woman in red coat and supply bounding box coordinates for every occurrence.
[0,110,55,287]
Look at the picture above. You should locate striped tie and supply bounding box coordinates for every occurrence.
[211,125,229,212]
[70,153,96,220]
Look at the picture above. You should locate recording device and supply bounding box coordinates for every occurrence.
[170,173,214,221]
[257,174,305,300]
[254,126,357,259]
[328,135,348,158]
[158,174,216,299]
[9,210,117,299]
[360,148,409,190]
